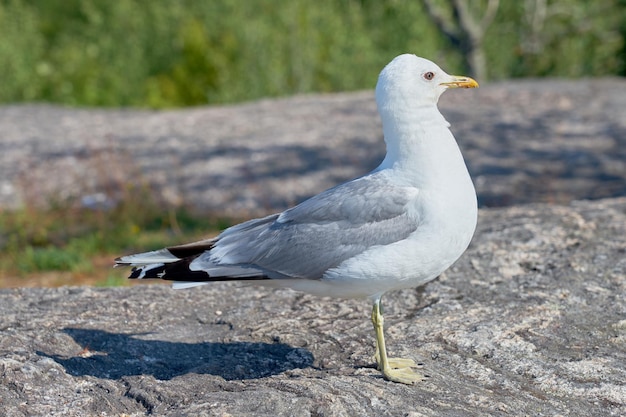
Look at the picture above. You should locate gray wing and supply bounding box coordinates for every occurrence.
[199,173,420,279]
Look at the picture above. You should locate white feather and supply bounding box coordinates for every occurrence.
[172,282,210,289]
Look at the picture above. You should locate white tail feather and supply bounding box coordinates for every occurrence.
[116,249,180,266]
[172,282,210,289]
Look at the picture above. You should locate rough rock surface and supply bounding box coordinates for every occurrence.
[1,79,626,415]
[1,198,625,416]
[2,79,626,214]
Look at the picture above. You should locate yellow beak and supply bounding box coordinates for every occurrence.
[440,75,479,89]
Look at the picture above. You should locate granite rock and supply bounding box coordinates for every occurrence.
[2,79,626,214]
[1,198,624,416]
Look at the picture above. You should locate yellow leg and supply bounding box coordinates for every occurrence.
[371,297,424,384]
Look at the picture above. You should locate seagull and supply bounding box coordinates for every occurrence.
[116,54,478,384]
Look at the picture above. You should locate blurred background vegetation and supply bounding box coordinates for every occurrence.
[1,0,624,286]
[1,0,624,108]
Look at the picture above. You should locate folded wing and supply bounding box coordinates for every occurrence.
[116,172,420,283]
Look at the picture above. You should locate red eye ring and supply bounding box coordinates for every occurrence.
[423,71,435,80]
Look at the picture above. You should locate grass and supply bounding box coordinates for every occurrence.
[0,188,234,288]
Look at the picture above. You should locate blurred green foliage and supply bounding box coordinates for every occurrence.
[0,181,231,280]
[0,0,624,108]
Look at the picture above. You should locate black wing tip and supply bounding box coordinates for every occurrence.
[128,266,162,279]
[120,254,272,282]
[167,241,217,259]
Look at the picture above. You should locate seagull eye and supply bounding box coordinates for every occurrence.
[423,71,435,81]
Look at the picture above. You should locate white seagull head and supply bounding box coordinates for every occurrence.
[375,54,478,113]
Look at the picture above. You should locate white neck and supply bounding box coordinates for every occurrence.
[376,104,469,188]
[375,102,477,237]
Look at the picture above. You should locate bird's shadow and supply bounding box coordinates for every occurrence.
[38,328,314,381]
